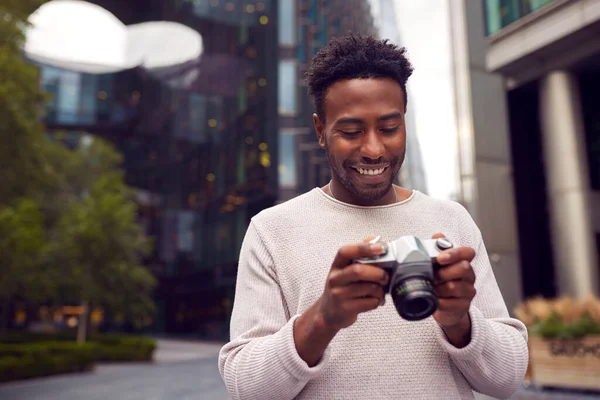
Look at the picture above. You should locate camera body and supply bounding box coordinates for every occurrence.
[354,236,454,321]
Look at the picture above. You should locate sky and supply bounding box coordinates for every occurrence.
[393,0,461,201]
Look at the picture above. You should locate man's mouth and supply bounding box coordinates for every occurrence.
[351,166,389,176]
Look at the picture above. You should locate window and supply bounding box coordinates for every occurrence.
[484,0,502,35]
[278,132,297,187]
[278,60,297,114]
[278,0,295,45]
[484,0,556,35]
[297,25,306,62]
[41,68,82,124]
[309,0,317,23]
[320,13,327,46]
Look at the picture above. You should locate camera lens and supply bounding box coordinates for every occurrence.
[391,277,438,321]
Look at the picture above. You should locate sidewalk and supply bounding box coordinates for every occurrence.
[0,339,230,400]
[150,338,225,364]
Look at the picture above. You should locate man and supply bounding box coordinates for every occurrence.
[218,34,528,399]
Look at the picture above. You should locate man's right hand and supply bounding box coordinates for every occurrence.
[316,240,389,331]
[293,239,389,367]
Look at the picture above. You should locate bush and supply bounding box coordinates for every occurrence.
[89,333,156,362]
[514,295,600,339]
[0,332,157,362]
[0,332,74,344]
[0,342,96,382]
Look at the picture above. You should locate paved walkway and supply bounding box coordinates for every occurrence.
[0,339,230,400]
[151,338,224,364]
[1,339,599,399]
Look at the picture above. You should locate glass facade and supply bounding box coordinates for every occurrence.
[278,132,297,187]
[40,66,139,127]
[278,60,297,114]
[277,0,377,200]
[484,0,556,35]
[278,0,295,45]
[36,0,278,340]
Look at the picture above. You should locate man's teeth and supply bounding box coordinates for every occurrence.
[357,167,385,175]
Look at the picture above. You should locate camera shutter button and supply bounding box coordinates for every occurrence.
[435,238,453,250]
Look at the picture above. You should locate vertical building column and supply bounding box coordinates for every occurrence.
[540,70,599,298]
[450,0,524,314]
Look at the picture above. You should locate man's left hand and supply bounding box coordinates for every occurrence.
[431,233,476,347]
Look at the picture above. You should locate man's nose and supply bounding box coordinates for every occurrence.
[360,131,385,160]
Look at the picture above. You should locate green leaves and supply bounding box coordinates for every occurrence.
[0,0,156,332]
[46,135,156,326]
[0,199,46,300]
[531,312,600,340]
[0,0,49,207]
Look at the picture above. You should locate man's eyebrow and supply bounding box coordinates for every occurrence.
[334,117,364,125]
[378,112,403,121]
[334,113,403,125]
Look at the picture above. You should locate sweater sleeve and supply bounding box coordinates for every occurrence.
[218,221,330,400]
[434,211,529,399]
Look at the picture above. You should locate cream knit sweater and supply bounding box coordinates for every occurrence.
[218,188,529,399]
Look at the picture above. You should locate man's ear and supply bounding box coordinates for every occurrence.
[314,113,325,148]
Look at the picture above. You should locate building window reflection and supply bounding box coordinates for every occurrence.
[279,0,295,45]
[38,64,139,126]
[278,60,297,114]
[279,132,297,187]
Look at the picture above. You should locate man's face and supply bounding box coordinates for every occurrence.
[314,77,407,201]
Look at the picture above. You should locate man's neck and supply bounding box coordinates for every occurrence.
[324,180,413,207]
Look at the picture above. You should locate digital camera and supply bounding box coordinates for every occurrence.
[354,236,453,321]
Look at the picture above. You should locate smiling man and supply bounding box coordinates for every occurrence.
[218,34,528,400]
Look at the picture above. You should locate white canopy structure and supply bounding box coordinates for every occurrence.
[24,0,203,74]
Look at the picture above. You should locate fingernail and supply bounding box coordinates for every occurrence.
[369,236,381,244]
[370,243,383,254]
[381,275,389,286]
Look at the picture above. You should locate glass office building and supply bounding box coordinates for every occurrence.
[277,0,377,201]
[36,0,278,339]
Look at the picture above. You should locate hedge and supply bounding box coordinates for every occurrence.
[0,342,96,382]
[0,332,157,382]
[0,332,156,362]
[88,334,156,362]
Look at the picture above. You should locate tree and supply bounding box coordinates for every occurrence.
[47,136,156,343]
[0,0,50,207]
[0,199,46,331]
[0,0,70,331]
[0,0,156,341]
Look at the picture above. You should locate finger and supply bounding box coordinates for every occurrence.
[344,297,381,314]
[435,280,477,299]
[329,263,389,287]
[343,282,385,300]
[331,242,386,270]
[432,232,446,239]
[330,282,383,300]
[436,246,476,266]
[437,298,472,313]
[435,261,475,283]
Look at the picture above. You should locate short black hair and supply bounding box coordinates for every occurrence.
[305,33,414,122]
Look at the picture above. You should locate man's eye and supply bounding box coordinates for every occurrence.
[340,131,361,136]
[381,126,400,134]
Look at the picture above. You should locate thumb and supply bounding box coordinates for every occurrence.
[432,232,446,239]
